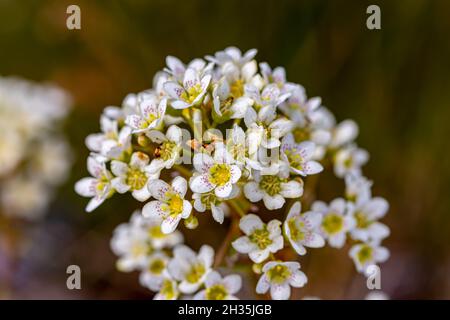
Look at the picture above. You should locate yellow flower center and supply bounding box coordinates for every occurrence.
[284,149,304,171]
[142,113,158,128]
[322,213,344,235]
[209,164,231,186]
[357,245,373,264]
[160,141,177,161]
[149,258,166,275]
[288,218,305,241]
[160,279,177,300]
[205,284,228,300]
[267,264,291,284]
[131,242,148,258]
[126,168,147,190]
[185,263,206,284]
[181,83,203,104]
[249,227,272,250]
[165,192,184,215]
[292,127,310,143]
[230,79,244,98]
[148,225,165,239]
[355,211,372,229]
[259,175,284,196]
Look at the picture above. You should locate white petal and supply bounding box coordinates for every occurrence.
[215,183,233,198]
[171,100,190,109]
[256,275,270,294]
[130,152,150,169]
[223,275,242,294]
[87,157,104,178]
[243,182,264,203]
[267,219,282,236]
[193,153,214,172]
[287,201,302,219]
[181,200,192,219]
[229,165,242,183]
[183,68,198,90]
[304,233,325,248]
[198,245,214,268]
[249,249,270,263]
[239,214,263,235]
[86,196,105,213]
[363,197,389,220]
[280,180,303,198]
[289,270,308,288]
[132,186,151,202]
[161,215,182,234]
[270,283,291,300]
[263,194,285,210]
[163,81,184,99]
[303,161,323,175]
[211,204,224,224]
[329,233,346,248]
[75,178,97,197]
[179,280,201,294]
[329,198,346,214]
[171,176,188,197]
[112,177,130,194]
[232,236,256,254]
[142,201,167,219]
[111,160,128,177]
[205,271,222,287]
[189,174,214,194]
[148,179,171,201]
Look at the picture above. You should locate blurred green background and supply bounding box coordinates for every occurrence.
[1,0,449,299]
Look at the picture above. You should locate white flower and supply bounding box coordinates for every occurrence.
[212,77,254,120]
[244,171,303,210]
[143,176,192,234]
[128,210,184,250]
[206,47,257,67]
[192,192,230,224]
[245,105,293,149]
[85,115,132,160]
[146,125,183,174]
[110,220,151,272]
[256,261,307,300]
[280,134,323,176]
[164,68,211,109]
[349,242,389,273]
[164,55,208,82]
[189,144,241,198]
[139,251,170,291]
[125,95,167,133]
[232,214,283,263]
[345,173,372,204]
[330,120,359,148]
[167,245,214,294]
[312,198,355,248]
[193,271,242,300]
[284,202,325,255]
[279,84,321,124]
[153,275,180,300]
[350,197,390,242]
[245,83,291,111]
[111,152,159,201]
[75,156,113,212]
[259,62,286,88]
[334,145,369,178]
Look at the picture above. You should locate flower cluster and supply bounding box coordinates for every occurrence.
[77,47,390,299]
[0,76,72,219]
[111,211,241,300]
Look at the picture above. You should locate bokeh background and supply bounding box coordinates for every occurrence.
[1,0,449,299]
